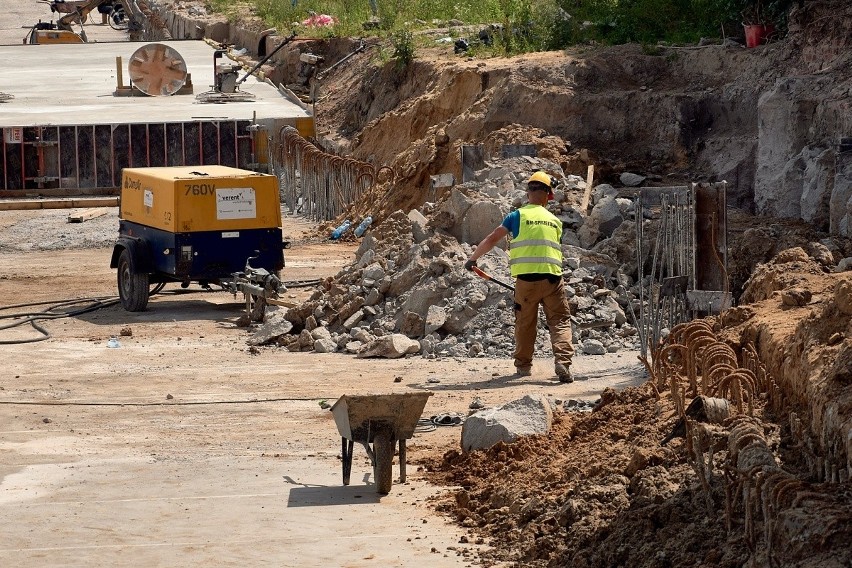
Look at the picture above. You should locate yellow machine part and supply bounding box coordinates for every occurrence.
[120,165,282,233]
[254,131,269,167]
[294,117,316,139]
[31,30,85,44]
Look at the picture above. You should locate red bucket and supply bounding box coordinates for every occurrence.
[744,24,774,48]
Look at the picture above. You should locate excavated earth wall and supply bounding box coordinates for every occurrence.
[152,1,851,235]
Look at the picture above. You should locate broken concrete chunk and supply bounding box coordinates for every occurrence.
[581,339,607,355]
[247,310,294,346]
[806,241,835,267]
[592,184,618,203]
[619,172,646,187]
[425,304,447,335]
[461,200,505,246]
[461,394,553,452]
[356,333,421,359]
[362,262,386,282]
[310,327,332,341]
[356,247,375,268]
[837,257,852,272]
[343,309,366,330]
[399,311,425,337]
[313,338,338,353]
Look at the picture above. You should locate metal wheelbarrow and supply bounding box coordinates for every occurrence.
[331,392,432,494]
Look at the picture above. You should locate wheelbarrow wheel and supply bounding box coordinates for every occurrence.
[373,427,394,494]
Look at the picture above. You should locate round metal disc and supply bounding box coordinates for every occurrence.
[128,43,188,97]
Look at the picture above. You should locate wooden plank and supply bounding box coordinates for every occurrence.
[0,197,119,211]
[67,207,109,223]
[266,298,297,308]
[580,164,595,212]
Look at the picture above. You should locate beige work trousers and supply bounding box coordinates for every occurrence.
[513,277,574,371]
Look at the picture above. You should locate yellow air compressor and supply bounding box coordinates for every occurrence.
[110,165,285,312]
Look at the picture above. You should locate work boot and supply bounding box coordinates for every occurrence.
[555,363,573,383]
[514,366,532,377]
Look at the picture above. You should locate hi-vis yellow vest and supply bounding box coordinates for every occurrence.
[509,204,563,277]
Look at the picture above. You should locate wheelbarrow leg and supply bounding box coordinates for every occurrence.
[399,438,407,483]
[342,437,354,486]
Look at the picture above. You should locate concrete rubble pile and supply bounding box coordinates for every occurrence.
[255,156,649,360]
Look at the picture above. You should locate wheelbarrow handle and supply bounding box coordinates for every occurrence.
[471,265,515,292]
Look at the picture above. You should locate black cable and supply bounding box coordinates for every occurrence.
[0,286,210,345]
[0,297,120,345]
[415,418,437,433]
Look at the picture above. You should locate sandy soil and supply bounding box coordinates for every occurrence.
[0,207,644,567]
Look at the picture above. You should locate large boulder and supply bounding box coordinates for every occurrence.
[461,200,505,245]
[461,394,553,452]
[578,196,623,248]
[356,334,420,358]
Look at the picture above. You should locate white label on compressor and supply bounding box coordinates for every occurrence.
[216,187,256,219]
[221,232,239,238]
[143,189,154,208]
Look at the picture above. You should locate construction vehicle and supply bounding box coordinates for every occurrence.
[24,0,130,44]
[110,165,289,313]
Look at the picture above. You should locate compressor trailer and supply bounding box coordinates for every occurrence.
[111,165,287,312]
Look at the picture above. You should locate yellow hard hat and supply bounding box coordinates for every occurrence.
[527,171,555,199]
[527,171,553,188]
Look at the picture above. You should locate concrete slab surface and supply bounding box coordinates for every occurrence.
[1,2,128,46]
[0,40,311,128]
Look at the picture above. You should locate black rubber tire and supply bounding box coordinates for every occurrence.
[117,249,149,312]
[373,427,394,494]
[108,7,128,31]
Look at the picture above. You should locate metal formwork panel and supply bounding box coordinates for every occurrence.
[1,120,254,196]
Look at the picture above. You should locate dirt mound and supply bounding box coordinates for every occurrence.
[421,253,852,567]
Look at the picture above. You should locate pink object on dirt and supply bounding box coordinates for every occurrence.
[302,14,336,27]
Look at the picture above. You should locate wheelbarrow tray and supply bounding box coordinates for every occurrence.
[332,391,433,493]
[331,391,432,443]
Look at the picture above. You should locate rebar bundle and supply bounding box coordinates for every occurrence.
[634,188,695,362]
[274,126,375,221]
[650,319,851,563]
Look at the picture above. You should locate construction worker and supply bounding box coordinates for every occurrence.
[464,171,574,382]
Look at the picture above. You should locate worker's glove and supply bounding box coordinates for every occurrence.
[464,259,477,271]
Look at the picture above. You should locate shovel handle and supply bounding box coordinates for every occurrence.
[471,266,515,292]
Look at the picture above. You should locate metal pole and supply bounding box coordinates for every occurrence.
[236,32,296,86]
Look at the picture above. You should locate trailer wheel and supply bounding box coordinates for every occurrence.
[373,427,395,494]
[117,249,149,311]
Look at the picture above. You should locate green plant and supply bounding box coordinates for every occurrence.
[203,0,794,55]
[390,29,415,68]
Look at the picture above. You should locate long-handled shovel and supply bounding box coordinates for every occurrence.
[471,266,515,293]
